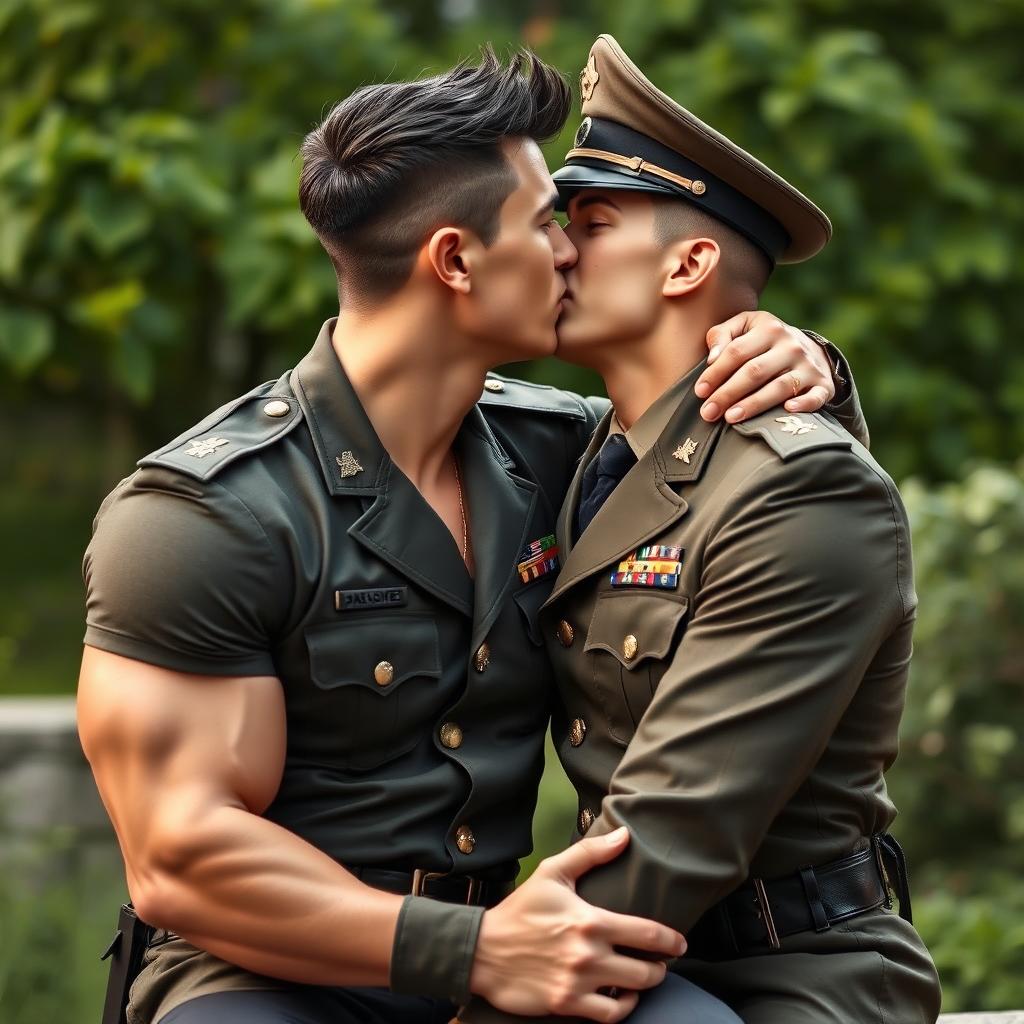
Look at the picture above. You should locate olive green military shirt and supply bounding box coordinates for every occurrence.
[82,319,600,1021]
[460,361,941,1023]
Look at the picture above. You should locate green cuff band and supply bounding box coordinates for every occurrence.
[389,895,485,1002]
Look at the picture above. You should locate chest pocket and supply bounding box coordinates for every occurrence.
[583,590,690,746]
[304,614,442,771]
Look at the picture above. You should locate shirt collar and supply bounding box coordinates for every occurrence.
[612,360,706,460]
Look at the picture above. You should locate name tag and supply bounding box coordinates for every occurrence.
[334,586,408,612]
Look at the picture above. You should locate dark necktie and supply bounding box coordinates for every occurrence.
[576,433,638,538]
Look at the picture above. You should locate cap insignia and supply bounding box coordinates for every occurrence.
[580,55,599,102]
[574,117,593,148]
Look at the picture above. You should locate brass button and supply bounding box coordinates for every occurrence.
[263,399,290,418]
[455,824,476,854]
[622,634,638,661]
[569,718,587,747]
[691,179,707,196]
[474,643,490,673]
[439,722,463,749]
[373,661,394,686]
[577,807,595,834]
[484,379,505,393]
[557,620,575,647]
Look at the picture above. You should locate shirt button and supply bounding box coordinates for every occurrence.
[484,379,505,393]
[569,718,587,747]
[577,808,596,834]
[455,825,476,854]
[622,634,638,661]
[474,643,491,673]
[557,620,575,647]
[373,661,394,686]
[439,722,464,749]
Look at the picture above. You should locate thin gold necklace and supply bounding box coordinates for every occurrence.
[452,453,468,563]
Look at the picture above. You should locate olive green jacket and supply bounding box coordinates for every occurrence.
[460,360,940,1023]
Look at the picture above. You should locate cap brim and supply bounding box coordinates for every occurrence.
[552,163,676,211]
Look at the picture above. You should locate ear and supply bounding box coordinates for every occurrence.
[425,227,478,295]
[662,237,720,298]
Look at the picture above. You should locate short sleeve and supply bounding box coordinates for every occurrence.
[83,468,287,677]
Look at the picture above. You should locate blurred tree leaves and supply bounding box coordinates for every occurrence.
[1,0,1022,478]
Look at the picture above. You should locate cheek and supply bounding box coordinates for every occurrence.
[477,238,554,324]
[572,242,662,338]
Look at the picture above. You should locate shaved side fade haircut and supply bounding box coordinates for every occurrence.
[652,200,772,307]
[299,47,570,305]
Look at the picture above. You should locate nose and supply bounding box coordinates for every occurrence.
[551,221,578,271]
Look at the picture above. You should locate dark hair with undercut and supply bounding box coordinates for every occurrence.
[299,47,570,305]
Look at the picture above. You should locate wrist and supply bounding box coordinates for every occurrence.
[802,329,850,404]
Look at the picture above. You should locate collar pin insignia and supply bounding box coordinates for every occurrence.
[184,436,230,458]
[336,451,364,478]
[775,415,819,436]
[673,438,699,464]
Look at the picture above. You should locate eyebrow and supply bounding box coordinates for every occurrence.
[534,194,560,220]
[573,195,622,213]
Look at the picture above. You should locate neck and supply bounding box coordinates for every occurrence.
[331,292,485,489]
[599,305,712,431]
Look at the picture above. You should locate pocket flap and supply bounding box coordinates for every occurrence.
[305,614,441,693]
[584,591,689,669]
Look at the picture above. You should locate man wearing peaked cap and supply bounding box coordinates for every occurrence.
[561,36,831,265]
[460,35,940,1024]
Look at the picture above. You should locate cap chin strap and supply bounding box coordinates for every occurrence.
[565,147,707,196]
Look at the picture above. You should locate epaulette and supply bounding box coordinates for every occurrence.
[478,372,589,420]
[731,407,853,461]
[138,377,304,482]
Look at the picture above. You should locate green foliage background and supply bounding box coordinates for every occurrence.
[1,0,1022,1018]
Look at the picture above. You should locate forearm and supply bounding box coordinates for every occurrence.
[132,803,403,987]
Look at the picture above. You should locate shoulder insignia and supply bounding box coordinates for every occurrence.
[731,407,852,461]
[478,373,588,421]
[138,375,304,482]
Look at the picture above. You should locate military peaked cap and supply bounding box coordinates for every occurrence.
[553,35,832,265]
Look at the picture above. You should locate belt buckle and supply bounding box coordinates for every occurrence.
[871,835,894,911]
[411,869,448,898]
[752,878,781,950]
[411,869,483,905]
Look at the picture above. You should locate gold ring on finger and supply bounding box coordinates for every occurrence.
[790,373,802,398]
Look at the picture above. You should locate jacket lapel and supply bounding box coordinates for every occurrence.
[459,408,538,650]
[546,444,689,606]
[293,318,474,616]
[545,365,726,609]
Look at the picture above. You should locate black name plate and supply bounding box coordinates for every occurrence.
[334,586,408,612]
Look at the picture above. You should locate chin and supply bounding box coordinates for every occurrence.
[554,318,590,358]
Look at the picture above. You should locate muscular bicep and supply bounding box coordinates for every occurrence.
[77,646,285,892]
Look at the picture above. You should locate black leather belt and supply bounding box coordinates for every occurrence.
[686,834,913,961]
[351,866,515,908]
[145,867,516,951]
